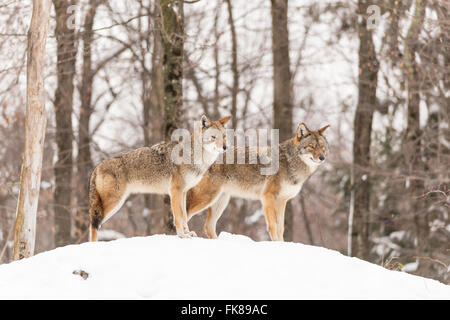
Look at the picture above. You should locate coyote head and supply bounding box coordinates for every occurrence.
[199,114,231,154]
[294,122,330,167]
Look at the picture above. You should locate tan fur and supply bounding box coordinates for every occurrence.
[89,115,231,241]
[186,123,330,241]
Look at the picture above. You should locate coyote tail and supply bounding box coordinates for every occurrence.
[88,168,103,241]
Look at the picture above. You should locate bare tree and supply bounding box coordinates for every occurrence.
[212,1,222,120]
[349,0,379,259]
[225,0,238,128]
[13,0,52,260]
[271,0,294,241]
[403,0,426,255]
[141,1,165,235]
[159,0,184,232]
[160,0,184,140]
[75,0,101,243]
[52,0,78,247]
[74,0,129,242]
[225,0,244,234]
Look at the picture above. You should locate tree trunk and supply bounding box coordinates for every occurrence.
[271,0,294,241]
[225,0,244,234]
[143,6,165,234]
[159,0,184,233]
[349,0,379,259]
[13,0,52,260]
[75,0,101,243]
[0,193,12,263]
[212,2,222,120]
[403,0,426,253]
[225,0,239,129]
[53,0,78,247]
[160,0,184,140]
[435,0,450,181]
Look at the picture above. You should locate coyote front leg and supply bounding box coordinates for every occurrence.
[275,199,287,241]
[170,185,195,238]
[182,191,196,236]
[262,193,280,241]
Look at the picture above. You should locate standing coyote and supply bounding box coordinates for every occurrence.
[88,115,231,241]
[186,122,329,241]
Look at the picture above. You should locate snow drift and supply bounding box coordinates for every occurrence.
[0,233,449,299]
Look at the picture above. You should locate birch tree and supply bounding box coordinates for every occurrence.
[13,0,52,260]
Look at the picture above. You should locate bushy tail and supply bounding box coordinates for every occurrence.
[89,168,103,241]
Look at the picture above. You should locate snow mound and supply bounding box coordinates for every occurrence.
[0,233,449,299]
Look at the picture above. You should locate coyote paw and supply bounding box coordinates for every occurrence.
[187,231,197,237]
[178,231,197,238]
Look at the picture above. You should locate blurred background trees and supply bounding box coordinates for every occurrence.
[0,0,448,283]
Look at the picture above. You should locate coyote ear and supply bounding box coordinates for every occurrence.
[201,115,212,128]
[296,122,310,139]
[318,124,330,135]
[218,116,231,126]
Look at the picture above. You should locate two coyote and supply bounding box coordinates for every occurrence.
[88,118,329,242]
[88,115,231,241]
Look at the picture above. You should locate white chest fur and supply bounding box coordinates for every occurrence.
[184,172,203,189]
[202,148,220,166]
[280,182,304,199]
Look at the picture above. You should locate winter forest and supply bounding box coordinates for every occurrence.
[0,0,449,287]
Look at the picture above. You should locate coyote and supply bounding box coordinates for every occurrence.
[186,122,329,241]
[88,115,231,241]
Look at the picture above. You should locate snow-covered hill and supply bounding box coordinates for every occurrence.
[0,233,449,299]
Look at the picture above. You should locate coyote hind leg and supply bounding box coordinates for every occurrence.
[186,177,222,221]
[89,194,127,241]
[89,171,126,241]
[204,193,230,239]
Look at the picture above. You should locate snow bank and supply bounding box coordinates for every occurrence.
[0,233,449,299]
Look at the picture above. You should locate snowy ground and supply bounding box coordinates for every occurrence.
[0,233,449,299]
